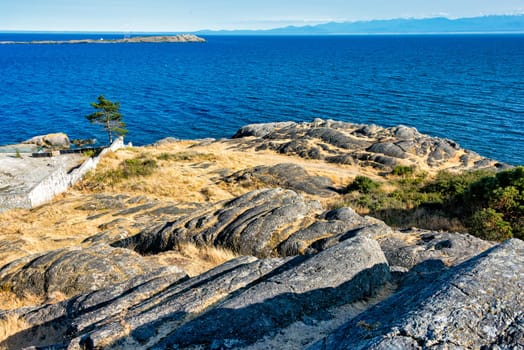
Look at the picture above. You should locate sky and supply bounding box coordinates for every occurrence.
[1,0,524,32]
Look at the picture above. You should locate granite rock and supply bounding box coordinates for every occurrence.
[310,239,524,350]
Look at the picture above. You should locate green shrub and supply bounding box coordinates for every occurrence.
[14,149,22,159]
[82,150,95,158]
[156,151,216,162]
[121,158,158,178]
[82,156,158,189]
[347,176,379,194]
[333,166,523,241]
[469,208,513,241]
[391,165,414,177]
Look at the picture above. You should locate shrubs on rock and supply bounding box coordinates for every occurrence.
[82,155,158,189]
[346,176,379,194]
[340,166,524,241]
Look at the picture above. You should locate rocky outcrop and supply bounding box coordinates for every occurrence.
[232,119,507,171]
[22,133,70,149]
[0,244,157,298]
[113,189,383,258]
[377,229,494,270]
[310,239,524,350]
[222,163,335,196]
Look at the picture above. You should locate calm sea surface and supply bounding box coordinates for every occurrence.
[0,34,522,164]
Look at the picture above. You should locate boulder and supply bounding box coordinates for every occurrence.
[310,239,524,349]
[367,142,408,159]
[391,125,420,139]
[113,189,323,258]
[23,133,70,148]
[378,230,493,269]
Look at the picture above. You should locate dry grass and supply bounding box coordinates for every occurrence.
[144,242,238,277]
[0,290,45,311]
[0,314,30,344]
[0,139,366,272]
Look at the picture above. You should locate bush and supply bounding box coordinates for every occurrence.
[469,208,513,241]
[347,176,379,194]
[121,158,158,178]
[80,156,158,190]
[82,150,95,158]
[391,165,414,177]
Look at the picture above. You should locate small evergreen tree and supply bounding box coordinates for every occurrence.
[86,95,127,144]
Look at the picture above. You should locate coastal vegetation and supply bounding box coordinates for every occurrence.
[340,166,524,241]
[82,154,158,189]
[86,95,127,144]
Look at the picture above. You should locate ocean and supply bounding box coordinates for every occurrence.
[0,33,522,165]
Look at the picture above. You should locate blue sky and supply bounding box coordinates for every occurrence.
[1,0,524,31]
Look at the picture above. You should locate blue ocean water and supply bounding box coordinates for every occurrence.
[0,33,523,165]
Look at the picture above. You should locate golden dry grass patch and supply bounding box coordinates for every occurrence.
[0,314,30,344]
[0,290,45,311]
[144,242,238,277]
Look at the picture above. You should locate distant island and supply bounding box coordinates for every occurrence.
[197,15,524,35]
[0,34,206,45]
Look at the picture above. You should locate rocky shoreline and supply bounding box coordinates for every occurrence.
[0,34,206,45]
[0,120,521,349]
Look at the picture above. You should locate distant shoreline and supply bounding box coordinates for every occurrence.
[0,34,206,45]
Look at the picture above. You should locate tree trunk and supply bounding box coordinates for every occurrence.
[106,119,113,144]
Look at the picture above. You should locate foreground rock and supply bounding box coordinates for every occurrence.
[310,239,524,349]
[233,119,508,171]
[0,187,521,349]
[1,237,390,349]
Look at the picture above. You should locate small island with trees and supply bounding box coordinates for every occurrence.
[0,34,206,45]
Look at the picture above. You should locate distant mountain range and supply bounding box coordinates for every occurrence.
[197,15,524,35]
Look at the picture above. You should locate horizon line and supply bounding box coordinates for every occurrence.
[1,13,523,34]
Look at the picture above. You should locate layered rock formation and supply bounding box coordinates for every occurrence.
[233,119,507,171]
[0,188,521,349]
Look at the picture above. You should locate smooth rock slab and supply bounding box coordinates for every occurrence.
[0,244,155,298]
[310,239,524,350]
[223,163,335,197]
[156,236,390,349]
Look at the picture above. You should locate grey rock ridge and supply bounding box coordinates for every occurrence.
[233,119,509,171]
[0,188,522,349]
[222,163,335,197]
[112,188,383,258]
[0,244,157,298]
[309,239,524,350]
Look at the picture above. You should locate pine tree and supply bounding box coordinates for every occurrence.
[86,95,127,144]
